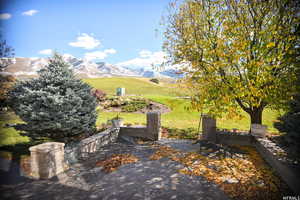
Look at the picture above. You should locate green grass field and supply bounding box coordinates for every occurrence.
[83,77,182,97]
[0,77,282,147]
[85,77,281,132]
[0,112,29,147]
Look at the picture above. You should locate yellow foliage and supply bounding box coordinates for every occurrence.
[95,154,139,173]
[149,144,289,200]
[266,42,275,48]
[162,0,299,122]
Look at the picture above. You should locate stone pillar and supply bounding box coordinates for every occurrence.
[147,112,161,141]
[29,142,66,179]
[250,124,267,138]
[201,114,217,142]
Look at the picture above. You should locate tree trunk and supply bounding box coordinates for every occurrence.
[235,98,266,125]
[249,107,263,124]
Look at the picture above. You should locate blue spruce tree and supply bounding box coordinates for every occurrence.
[9,53,97,141]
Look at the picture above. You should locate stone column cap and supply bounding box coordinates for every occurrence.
[201,113,214,118]
[147,111,161,114]
[29,142,65,152]
[251,124,267,128]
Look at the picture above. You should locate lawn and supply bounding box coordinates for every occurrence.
[0,77,281,148]
[87,77,281,133]
[83,77,183,97]
[0,112,29,147]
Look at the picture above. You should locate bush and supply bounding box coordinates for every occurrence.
[99,96,148,112]
[8,53,97,141]
[150,78,159,84]
[274,64,300,146]
[91,88,106,102]
[0,74,16,108]
[121,100,147,112]
[163,127,198,140]
[274,94,300,145]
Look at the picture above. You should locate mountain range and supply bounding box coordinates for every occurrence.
[2,55,183,79]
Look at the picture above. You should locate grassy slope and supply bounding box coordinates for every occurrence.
[84,77,280,132]
[83,77,181,96]
[0,77,280,147]
[0,112,29,147]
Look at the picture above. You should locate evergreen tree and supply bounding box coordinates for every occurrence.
[8,53,97,141]
[273,0,300,146]
[274,67,300,145]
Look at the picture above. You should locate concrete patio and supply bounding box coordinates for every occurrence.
[0,139,229,200]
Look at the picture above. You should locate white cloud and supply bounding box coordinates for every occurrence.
[22,10,38,16]
[104,48,117,54]
[84,48,117,61]
[0,13,11,20]
[69,33,101,49]
[38,49,53,55]
[117,50,167,69]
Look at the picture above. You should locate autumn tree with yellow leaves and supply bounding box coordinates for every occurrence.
[163,0,299,124]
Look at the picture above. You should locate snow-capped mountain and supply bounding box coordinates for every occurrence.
[123,67,184,79]
[160,69,185,79]
[134,68,169,79]
[2,56,182,79]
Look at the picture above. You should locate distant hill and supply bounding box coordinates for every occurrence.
[1,56,183,79]
[83,77,183,97]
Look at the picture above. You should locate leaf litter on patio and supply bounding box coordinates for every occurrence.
[95,153,139,173]
[150,144,292,200]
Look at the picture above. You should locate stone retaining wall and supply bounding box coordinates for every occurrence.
[64,128,119,164]
[216,132,253,146]
[118,112,161,141]
[119,127,148,139]
[201,115,300,195]
[64,112,161,165]
[216,132,300,194]
[254,138,300,194]
[29,112,162,179]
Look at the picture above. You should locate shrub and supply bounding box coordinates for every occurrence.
[274,94,300,145]
[8,53,97,141]
[0,74,16,108]
[150,78,159,84]
[274,63,300,146]
[91,88,106,102]
[121,100,147,112]
[163,127,198,140]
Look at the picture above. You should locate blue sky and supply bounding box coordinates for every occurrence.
[0,0,171,68]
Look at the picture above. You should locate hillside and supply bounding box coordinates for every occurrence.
[83,77,184,97]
